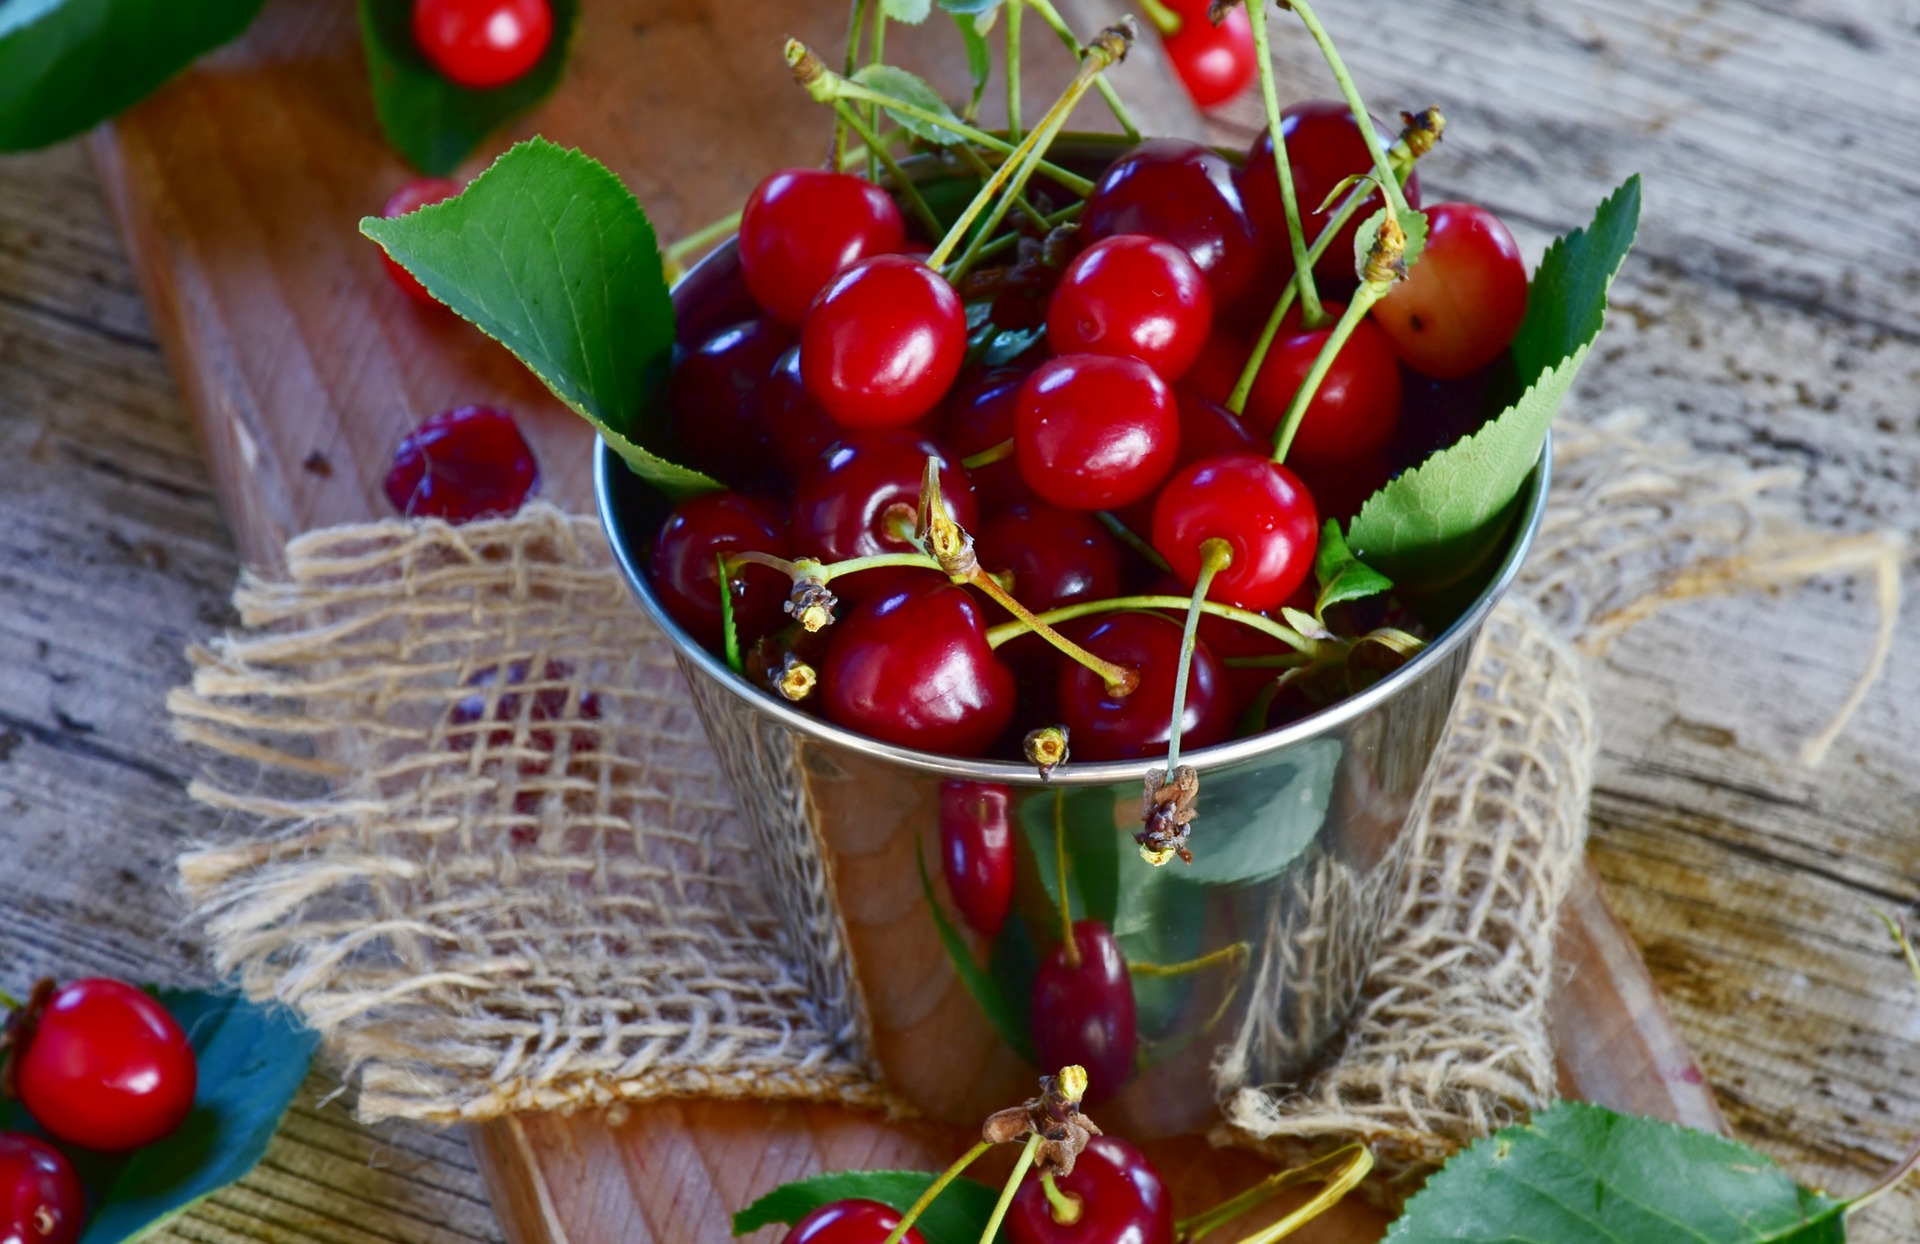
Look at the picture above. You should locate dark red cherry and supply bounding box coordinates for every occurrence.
[383,405,540,522]
[1015,355,1179,511]
[1008,1134,1173,1244]
[669,318,793,487]
[1293,454,1396,526]
[940,368,1033,509]
[1242,99,1423,288]
[761,346,847,478]
[790,433,976,599]
[0,1133,83,1244]
[1153,454,1319,611]
[1056,612,1231,761]
[15,979,197,1151]
[379,178,460,304]
[1082,139,1262,316]
[1047,234,1213,382]
[779,1198,926,1244]
[940,781,1014,936]
[412,0,553,90]
[802,256,967,429]
[1242,303,1402,465]
[649,492,791,648]
[978,504,1123,613]
[1373,202,1529,378]
[821,583,1016,756]
[1182,332,1251,406]
[1030,921,1137,1102]
[739,170,907,326]
[1159,0,1255,112]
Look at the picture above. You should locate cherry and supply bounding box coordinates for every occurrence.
[739,170,906,326]
[1242,303,1402,465]
[1159,0,1255,112]
[780,1198,926,1244]
[1056,612,1231,761]
[940,368,1033,509]
[761,346,847,479]
[1372,202,1529,379]
[412,0,553,90]
[1030,921,1137,1101]
[939,781,1015,936]
[1015,356,1179,511]
[669,318,793,487]
[1241,99,1423,288]
[1110,390,1261,537]
[1047,234,1213,382]
[384,406,540,522]
[1153,454,1319,611]
[0,1134,82,1244]
[1008,1135,1173,1244]
[1180,332,1251,407]
[791,433,976,599]
[801,256,967,429]
[15,979,196,1151]
[1081,140,1263,317]
[448,660,600,755]
[821,583,1015,757]
[649,492,792,649]
[378,179,460,305]
[977,504,1122,613]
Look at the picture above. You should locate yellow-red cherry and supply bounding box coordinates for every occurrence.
[1015,355,1179,511]
[821,583,1016,757]
[0,1134,83,1244]
[780,1198,926,1244]
[1056,612,1232,761]
[801,256,967,429]
[1373,202,1529,378]
[1030,921,1138,1102]
[739,171,906,326]
[1008,1134,1173,1244]
[1047,234,1213,382]
[1151,454,1319,612]
[411,0,553,90]
[939,781,1015,936]
[15,979,197,1152]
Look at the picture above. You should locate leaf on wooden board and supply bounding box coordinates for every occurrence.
[360,137,720,500]
[853,64,966,146]
[733,1169,999,1243]
[1312,519,1391,616]
[0,0,267,151]
[917,839,1035,1062]
[357,0,579,177]
[1347,177,1640,582]
[1386,1101,1848,1244]
[882,0,935,23]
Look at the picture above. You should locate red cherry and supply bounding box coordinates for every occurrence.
[1152,454,1319,611]
[1030,921,1137,1102]
[649,492,792,649]
[0,1134,82,1244]
[378,178,460,304]
[1373,202,1529,379]
[1242,100,1423,288]
[790,433,976,599]
[1056,612,1232,761]
[940,368,1033,509]
[1082,140,1263,316]
[669,318,793,487]
[1159,1,1255,112]
[1181,332,1251,406]
[1242,303,1402,465]
[761,346,847,479]
[939,781,1014,936]
[821,583,1016,757]
[1110,390,1262,536]
[977,504,1122,613]
[802,256,967,429]
[411,0,553,90]
[447,660,600,756]
[780,1198,926,1244]
[739,170,906,326]
[384,405,540,522]
[16,979,197,1151]
[1047,234,1213,382]
[1008,1135,1173,1244]
[1015,355,1179,511]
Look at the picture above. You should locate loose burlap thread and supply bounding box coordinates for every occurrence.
[172,411,1900,1165]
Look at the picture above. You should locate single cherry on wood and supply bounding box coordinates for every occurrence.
[14,979,198,1152]
[0,1134,83,1244]
[1007,1135,1174,1244]
[1056,612,1232,761]
[1242,303,1403,465]
[1015,355,1179,511]
[1152,454,1319,612]
[940,781,1015,937]
[1031,921,1138,1103]
[821,583,1015,757]
[383,405,540,523]
[378,178,460,305]
[739,170,907,326]
[411,0,554,90]
[779,1198,926,1244]
[650,491,792,649]
[1081,139,1263,317]
[790,432,976,600]
[1372,202,1529,379]
[1047,233,1213,383]
[801,255,967,429]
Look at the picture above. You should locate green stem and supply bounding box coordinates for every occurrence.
[716,553,743,674]
[1130,940,1246,979]
[0,985,18,1011]
[971,570,1140,696]
[969,201,1084,264]
[1094,511,1171,573]
[881,1141,994,1244]
[818,76,1096,195]
[821,551,945,582]
[961,438,1016,470]
[1137,0,1180,35]
[1025,0,1141,141]
[834,102,943,238]
[1165,538,1231,773]
[1246,0,1325,327]
[1286,0,1410,216]
[1039,1172,1083,1226]
[1005,0,1024,143]
[1848,1130,1920,1215]
[1228,1144,1374,1244]
[1176,1144,1371,1242]
[663,210,743,282]
[867,0,887,181]
[1875,909,1920,992]
[1053,789,1078,965]
[987,595,1313,654]
[954,145,1050,233]
[1269,284,1389,463]
[839,0,870,170]
[977,1134,1043,1244]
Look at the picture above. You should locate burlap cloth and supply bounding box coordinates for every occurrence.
[170,411,1900,1169]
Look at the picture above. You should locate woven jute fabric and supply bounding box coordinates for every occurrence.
[172,412,1900,1154]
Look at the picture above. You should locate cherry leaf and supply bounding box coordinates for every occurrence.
[916,839,1035,1061]
[733,1169,998,1243]
[853,64,966,146]
[881,0,934,23]
[1312,519,1392,616]
[949,11,994,117]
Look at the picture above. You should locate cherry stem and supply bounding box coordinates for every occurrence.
[867,0,888,181]
[1874,909,1920,993]
[1176,1143,1373,1242]
[832,101,944,238]
[1130,940,1247,979]
[1164,538,1232,774]
[1053,788,1080,968]
[1848,1128,1920,1215]
[1005,0,1024,143]
[961,438,1017,470]
[954,144,1052,233]
[968,201,1084,265]
[969,569,1141,697]
[1024,0,1142,142]
[826,552,946,581]
[987,595,1318,658]
[715,553,744,674]
[662,211,743,282]
[723,549,945,584]
[1138,0,1180,36]
[977,1133,1043,1244]
[838,0,870,170]
[0,986,18,1011]
[1268,283,1389,464]
[1094,511,1172,573]
[1040,1172,1084,1225]
[1245,0,1326,328]
[1285,0,1410,217]
[725,550,801,578]
[1222,653,1313,671]
[882,1140,995,1244]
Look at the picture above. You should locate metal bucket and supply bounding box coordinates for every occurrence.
[597,156,1550,1136]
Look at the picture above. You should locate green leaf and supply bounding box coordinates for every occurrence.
[1351,205,1428,284]
[917,839,1035,1062]
[1347,178,1640,583]
[734,1169,998,1243]
[0,0,267,151]
[881,0,934,22]
[361,137,720,500]
[852,64,965,147]
[939,0,1004,14]
[1313,519,1392,616]
[948,11,993,118]
[357,0,579,177]
[1387,1101,1848,1243]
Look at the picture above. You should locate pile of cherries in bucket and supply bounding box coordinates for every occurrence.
[646,100,1528,766]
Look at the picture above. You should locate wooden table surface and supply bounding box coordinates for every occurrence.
[2,1,1917,1241]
